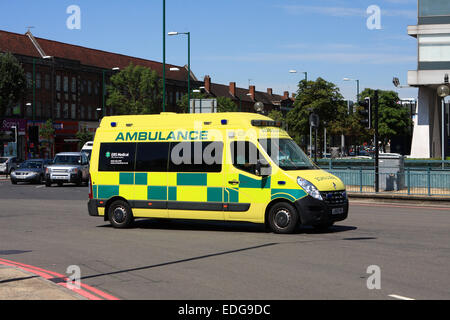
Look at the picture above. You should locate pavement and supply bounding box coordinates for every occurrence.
[0,265,82,300]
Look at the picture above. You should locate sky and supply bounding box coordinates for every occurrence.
[0,0,419,101]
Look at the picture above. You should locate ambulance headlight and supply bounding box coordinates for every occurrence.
[297,177,322,200]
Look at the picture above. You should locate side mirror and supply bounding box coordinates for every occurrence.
[256,160,272,177]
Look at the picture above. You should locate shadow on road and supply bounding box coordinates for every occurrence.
[97,219,357,235]
[79,242,279,281]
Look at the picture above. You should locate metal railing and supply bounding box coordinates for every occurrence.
[327,168,450,196]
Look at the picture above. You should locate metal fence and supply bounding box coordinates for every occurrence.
[327,168,450,196]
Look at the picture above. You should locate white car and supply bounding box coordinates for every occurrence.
[81,141,93,161]
[0,156,19,175]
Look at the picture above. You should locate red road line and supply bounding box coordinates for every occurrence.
[351,202,450,211]
[0,258,118,300]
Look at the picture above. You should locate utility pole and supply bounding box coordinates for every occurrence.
[375,90,379,193]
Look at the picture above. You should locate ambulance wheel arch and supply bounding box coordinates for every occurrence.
[265,199,300,234]
[105,197,134,228]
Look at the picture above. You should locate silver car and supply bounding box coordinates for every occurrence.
[0,156,19,175]
[45,152,89,187]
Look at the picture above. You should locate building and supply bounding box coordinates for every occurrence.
[408,0,450,158]
[201,75,294,114]
[0,29,196,159]
[0,29,294,160]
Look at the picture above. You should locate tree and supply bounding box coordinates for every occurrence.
[286,78,346,148]
[216,96,238,112]
[106,63,162,115]
[0,52,26,117]
[76,130,94,150]
[360,88,412,151]
[40,119,55,158]
[268,110,284,122]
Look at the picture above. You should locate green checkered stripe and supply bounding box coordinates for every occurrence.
[94,173,305,203]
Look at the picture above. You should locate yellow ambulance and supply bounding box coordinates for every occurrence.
[87,112,348,233]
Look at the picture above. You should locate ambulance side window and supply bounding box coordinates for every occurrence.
[98,143,136,172]
[230,141,261,175]
[135,142,170,172]
[168,141,223,173]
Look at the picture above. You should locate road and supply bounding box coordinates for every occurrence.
[0,179,449,300]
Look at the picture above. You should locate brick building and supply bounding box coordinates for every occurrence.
[0,29,294,160]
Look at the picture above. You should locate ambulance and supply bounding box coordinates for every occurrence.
[87,112,348,233]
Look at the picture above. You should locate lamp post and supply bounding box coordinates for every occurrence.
[162,0,166,112]
[289,69,307,83]
[168,31,191,113]
[343,78,360,102]
[437,84,450,165]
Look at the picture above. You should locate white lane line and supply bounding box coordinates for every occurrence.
[388,294,416,300]
[35,185,45,188]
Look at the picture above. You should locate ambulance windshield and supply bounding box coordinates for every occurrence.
[259,138,316,170]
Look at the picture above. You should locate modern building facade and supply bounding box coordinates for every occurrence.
[408,0,450,158]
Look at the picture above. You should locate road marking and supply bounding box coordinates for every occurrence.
[388,294,416,300]
[35,185,45,188]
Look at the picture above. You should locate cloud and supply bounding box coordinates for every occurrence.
[202,52,416,65]
[278,5,416,19]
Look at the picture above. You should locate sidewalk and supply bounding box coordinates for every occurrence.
[348,192,450,204]
[0,266,83,300]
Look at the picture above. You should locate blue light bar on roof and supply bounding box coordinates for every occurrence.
[111,122,117,127]
[221,120,228,125]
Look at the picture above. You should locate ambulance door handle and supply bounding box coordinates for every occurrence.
[228,180,240,185]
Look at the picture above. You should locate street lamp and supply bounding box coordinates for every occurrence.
[437,84,449,165]
[102,67,120,118]
[289,69,307,82]
[168,31,191,113]
[343,78,360,102]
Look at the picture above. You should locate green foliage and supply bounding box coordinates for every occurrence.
[360,88,412,146]
[76,130,94,150]
[0,52,26,117]
[106,63,162,115]
[286,77,346,146]
[268,110,284,122]
[40,119,55,141]
[216,96,238,112]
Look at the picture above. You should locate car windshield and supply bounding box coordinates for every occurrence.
[0,158,7,163]
[259,138,316,170]
[53,155,80,165]
[20,161,42,169]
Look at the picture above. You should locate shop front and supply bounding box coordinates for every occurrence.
[1,118,27,160]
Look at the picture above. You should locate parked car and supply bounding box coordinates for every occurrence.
[45,152,90,187]
[0,156,19,175]
[81,141,93,161]
[10,159,52,184]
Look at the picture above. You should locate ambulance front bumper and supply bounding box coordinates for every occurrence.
[294,191,348,226]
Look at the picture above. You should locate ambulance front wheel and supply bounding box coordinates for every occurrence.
[268,202,299,234]
[108,200,134,229]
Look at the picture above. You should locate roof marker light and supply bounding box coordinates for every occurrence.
[111,122,117,127]
[221,120,228,125]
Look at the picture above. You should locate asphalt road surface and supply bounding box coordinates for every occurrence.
[0,179,449,300]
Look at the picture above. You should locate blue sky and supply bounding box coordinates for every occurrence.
[0,0,418,100]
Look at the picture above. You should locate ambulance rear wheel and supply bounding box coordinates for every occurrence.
[108,200,134,229]
[268,202,299,234]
